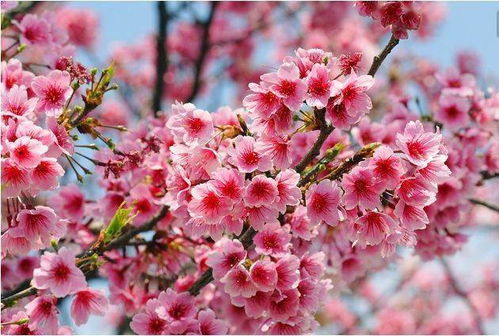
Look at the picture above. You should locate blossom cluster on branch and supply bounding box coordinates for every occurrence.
[1,1,498,335]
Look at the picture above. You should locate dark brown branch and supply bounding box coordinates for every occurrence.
[440,258,485,334]
[188,227,256,296]
[294,108,333,174]
[152,1,169,116]
[481,171,499,180]
[469,198,499,213]
[1,206,169,307]
[367,34,400,77]
[185,2,219,103]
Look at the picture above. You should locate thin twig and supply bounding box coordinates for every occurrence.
[367,34,400,77]
[185,2,219,103]
[294,108,333,174]
[469,198,499,213]
[152,1,169,116]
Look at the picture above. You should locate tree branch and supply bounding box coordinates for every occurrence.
[185,2,219,103]
[367,34,400,77]
[152,1,169,116]
[294,108,334,174]
[469,198,499,213]
[1,206,169,307]
[440,258,485,334]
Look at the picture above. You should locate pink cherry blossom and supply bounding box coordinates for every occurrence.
[32,247,87,297]
[396,120,442,167]
[211,167,245,203]
[261,62,307,111]
[206,238,246,280]
[258,132,292,169]
[221,265,257,298]
[306,179,342,226]
[48,184,85,221]
[14,14,51,46]
[394,200,429,230]
[156,289,197,334]
[342,166,384,210]
[130,298,168,335]
[435,93,471,130]
[167,103,214,145]
[197,309,228,335]
[7,136,48,169]
[13,205,60,244]
[254,222,291,257]
[1,158,30,197]
[243,174,279,207]
[230,136,272,173]
[30,157,65,192]
[249,259,278,292]
[275,255,300,291]
[396,176,436,207]
[188,182,232,223]
[331,71,374,117]
[1,84,38,119]
[353,211,399,246]
[305,63,332,108]
[369,145,405,189]
[31,70,71,112]
[24,295,60,334]
[274,169,302,213]
[70,288,109,326]
[242,83,281,120]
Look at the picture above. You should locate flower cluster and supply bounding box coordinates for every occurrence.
[1,1,498,335]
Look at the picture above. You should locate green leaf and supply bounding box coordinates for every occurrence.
[103,203,136,243]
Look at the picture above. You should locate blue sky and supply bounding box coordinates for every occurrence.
[71,2,499,75]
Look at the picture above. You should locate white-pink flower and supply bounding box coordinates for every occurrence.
[243,174,279,208]
[261,62,307,111]
[306,63,332,108]
[8,136,48,169]
[396,120,442,167]
[306,179,342,226]
[230,136,272,173]
[435,93,471,130]
[167,103,214,145]
[342,166,384,211]
[70,288,109,326]
[32,247,87,297]
[188,182,232,223]
[31,70,71,112]
[254,222,291,257]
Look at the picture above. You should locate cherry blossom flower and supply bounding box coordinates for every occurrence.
[7,136,48,169]
[206,238,247,280]
[305,63,332,108]
[250,259,278,292]
[229,136,272,173]
[1,158,30,197]
[70,288,109,326]
[156,289,197,334]
[394,200,429,230]
[261,62,307,111]
[254,222,291,257]
[369,145,405,189]
[342,166,384,210]
[306,179,342,226]
[396,176,436,207]
[32,247,87,297]
[13,205,61,244]
[130,298,168,335]
[331,71,374,117]
[55,8,98,48]
[167,103,214,145]
[258,132,292,170]
[275,255,300,291]
[243,174,279,208]
[211,167,244,203]
[30,157,65,192]
[353,211,398,246]
[1,84,38,119]
[221,265,258,298]
[14,14,51,46]
[24,295,60,334]
[274,169,301,213]
[188,182,232,223]
[435,93,471,130]
[396,120,442,167]
[197,309,228,335]
[243,83,281,120]
[31,70,71,112]
[48,184,85,221]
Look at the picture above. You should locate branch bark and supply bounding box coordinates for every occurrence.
[152,1,169,116]
[185,2,219,103]
[367,34,400,77]
[294,108,333,174]
[469,198,499,213]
